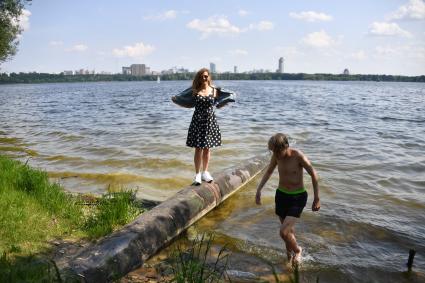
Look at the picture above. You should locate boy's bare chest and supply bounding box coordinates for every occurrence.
[277,158,301,176]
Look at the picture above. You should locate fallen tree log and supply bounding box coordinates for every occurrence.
[58,154,269,282]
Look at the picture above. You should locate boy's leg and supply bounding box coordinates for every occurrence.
[279,216,302,263]
[279,216,293,261]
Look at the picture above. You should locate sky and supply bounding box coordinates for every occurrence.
[2,0,425,76]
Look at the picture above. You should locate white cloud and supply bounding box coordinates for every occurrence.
[302,30,337,48]
[187,16,242,39]
[12,9,31,38]
[238,9,249,17]
[388,0,425,20]
[350,50,367,60]
[368,22,412,37]
[66,44,88,52]
[18,9,31,31]
[289,11,333,22]
[144,10,177,21]
[248,21,274,31]
[229,49,248,55]
[187,16,273,38]
[112,42,155,58]
[49,41,63,46]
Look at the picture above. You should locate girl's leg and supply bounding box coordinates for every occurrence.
[194,148,202,173]
[202,148,210,172]
[201,148,214,182]
[192,148,203,185]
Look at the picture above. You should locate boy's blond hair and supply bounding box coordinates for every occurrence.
[268,133,289,156]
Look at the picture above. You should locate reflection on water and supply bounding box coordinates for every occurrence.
[1,80,425,281]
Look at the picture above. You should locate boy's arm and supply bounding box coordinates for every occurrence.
[299,153,320,211]
[255,155,277,205]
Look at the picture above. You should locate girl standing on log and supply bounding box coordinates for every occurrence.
[186,68,222,185]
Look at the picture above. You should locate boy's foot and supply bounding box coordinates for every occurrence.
[201,171,213,183]
[286,252,294,269]
[192,173,202,186]
[292,247,302,267]
[286,251,293,262]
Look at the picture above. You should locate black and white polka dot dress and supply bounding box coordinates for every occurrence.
[186,90,222,148]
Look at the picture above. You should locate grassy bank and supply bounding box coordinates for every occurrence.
[0,155,143,281]
[0,155,299,282]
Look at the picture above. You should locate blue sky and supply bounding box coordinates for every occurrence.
[2,0,425,75]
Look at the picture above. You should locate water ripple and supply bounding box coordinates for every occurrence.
[1,80,425,276]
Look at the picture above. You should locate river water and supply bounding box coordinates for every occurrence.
[1,80,424,282]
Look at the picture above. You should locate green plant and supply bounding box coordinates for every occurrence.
[0,0,31,63]
[266,258,302,283]
[0,155,82,253]
[170,233,230,283]
[269,261,282,283]
[288,264,300,283]
[0,252,62,283]
[0,155,145,281]
[84,191,143,239]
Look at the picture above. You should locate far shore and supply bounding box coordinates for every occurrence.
[1,72,424,85]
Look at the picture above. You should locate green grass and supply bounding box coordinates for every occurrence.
[170,233,230,283]
[0,155,82,254]
[0,253,62,283]
[84,191,142,239]
[0,155,144,281]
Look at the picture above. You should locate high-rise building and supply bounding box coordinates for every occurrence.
[75,69,85,75]
[130,64,146,76]
[234,66,238,73]
[122,67,131,75]
[278,57,284,73]
[210,62,216,73]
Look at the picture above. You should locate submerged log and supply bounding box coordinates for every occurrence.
[58,154,269,282]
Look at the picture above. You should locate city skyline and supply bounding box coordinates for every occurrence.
[1,0,425,76]
[58,59,284,76]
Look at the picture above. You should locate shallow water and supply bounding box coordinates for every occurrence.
[1,80,425,281]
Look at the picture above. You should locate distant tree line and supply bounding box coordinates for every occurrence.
[0,72,424,84]
[214,72,425,82]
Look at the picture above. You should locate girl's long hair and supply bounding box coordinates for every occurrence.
[192,68,212,94]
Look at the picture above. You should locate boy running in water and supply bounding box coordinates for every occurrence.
[255,133,321,265]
